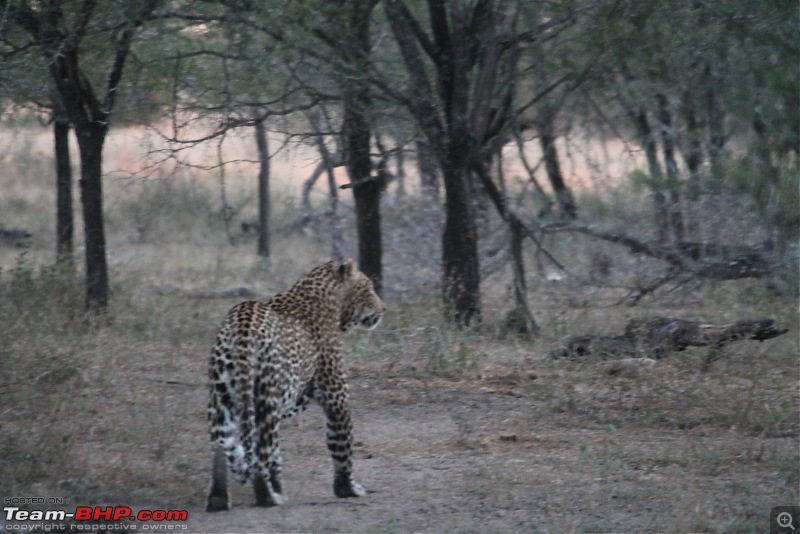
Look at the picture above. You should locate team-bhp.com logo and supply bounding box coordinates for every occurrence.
[4,505,188,530]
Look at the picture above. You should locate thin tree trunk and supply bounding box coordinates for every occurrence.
[705,63,725,176]
[752,111,780,186]
[324,156,344,263]
[508,217,538,336]
[681,91,704,198]
[302,154,342,215]
[394,143,406,199]
[471,158,537,335]
[54,112,74,265]
[415,133,439,201]
[636,110,670,243]
[309,123,345,260]
[539,127,577,219]
[514,127,552,215]
[75,124,109,312]
[216,142,234,244]
[657,94,684,242]
[254,118,270,259]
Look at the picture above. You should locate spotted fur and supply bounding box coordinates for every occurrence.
[206,259,385,511]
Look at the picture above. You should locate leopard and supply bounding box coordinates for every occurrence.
[205,259,386,512]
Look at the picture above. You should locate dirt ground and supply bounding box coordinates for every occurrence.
[1,284,796,534]
[167,368,795,533]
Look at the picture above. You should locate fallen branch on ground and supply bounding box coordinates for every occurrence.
[539,223,772,280]
[550,316,788,361]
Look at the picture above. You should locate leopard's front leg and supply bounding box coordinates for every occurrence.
[316,382,365,498]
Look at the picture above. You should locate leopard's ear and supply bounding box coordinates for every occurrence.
[338,258,356,280]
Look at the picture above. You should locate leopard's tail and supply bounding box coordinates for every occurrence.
[209,332,257,484]
[210,391,253,484]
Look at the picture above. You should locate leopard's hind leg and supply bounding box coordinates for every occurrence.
[253,373,286,506]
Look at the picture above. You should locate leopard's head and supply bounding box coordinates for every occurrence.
[337,259,386,332]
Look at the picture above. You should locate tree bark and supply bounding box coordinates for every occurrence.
[342,0,382,294]
[704,63,726,176]
[415,133,439,201]
[680,90,703,198]
[441,166,480,325]
[254,118,270,259]
[635,110,670,243]
[471,157,538,335]
[324,153,344,263]
[54,110,74,265]
[306,117,345,260]
[344,102,383,293]
[506,217,538,336]
[74,123,109,312]
[394,142,406,199]
[539,127,577,219]
[657,94,684,242]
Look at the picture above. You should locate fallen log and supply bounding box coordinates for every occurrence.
[550,317,788,361]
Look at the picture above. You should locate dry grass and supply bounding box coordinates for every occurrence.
[0,125,797,532]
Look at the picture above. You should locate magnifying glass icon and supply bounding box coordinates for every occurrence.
[778,511,796,531]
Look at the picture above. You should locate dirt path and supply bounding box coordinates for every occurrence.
[182,377,793,533]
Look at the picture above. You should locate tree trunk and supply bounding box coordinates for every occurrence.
[352,175,383,294]
[308,128,345,261]
[705,63,725,176]
[636,110,670,243]
[657,94,684,242]
[415,133,439,201]
[394,143,406,199]
[506,217,538,336]
[75,124,109,312]
[324,154,344,262]
[539,128,577,219]
[342,0,382,294]
[441,165,480,326]
[344,108,382,294]
[384,0,495,325]
[254,118,270,259]
[680,91,703,198]
[471,152,539,335]
[54,112,74,265]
